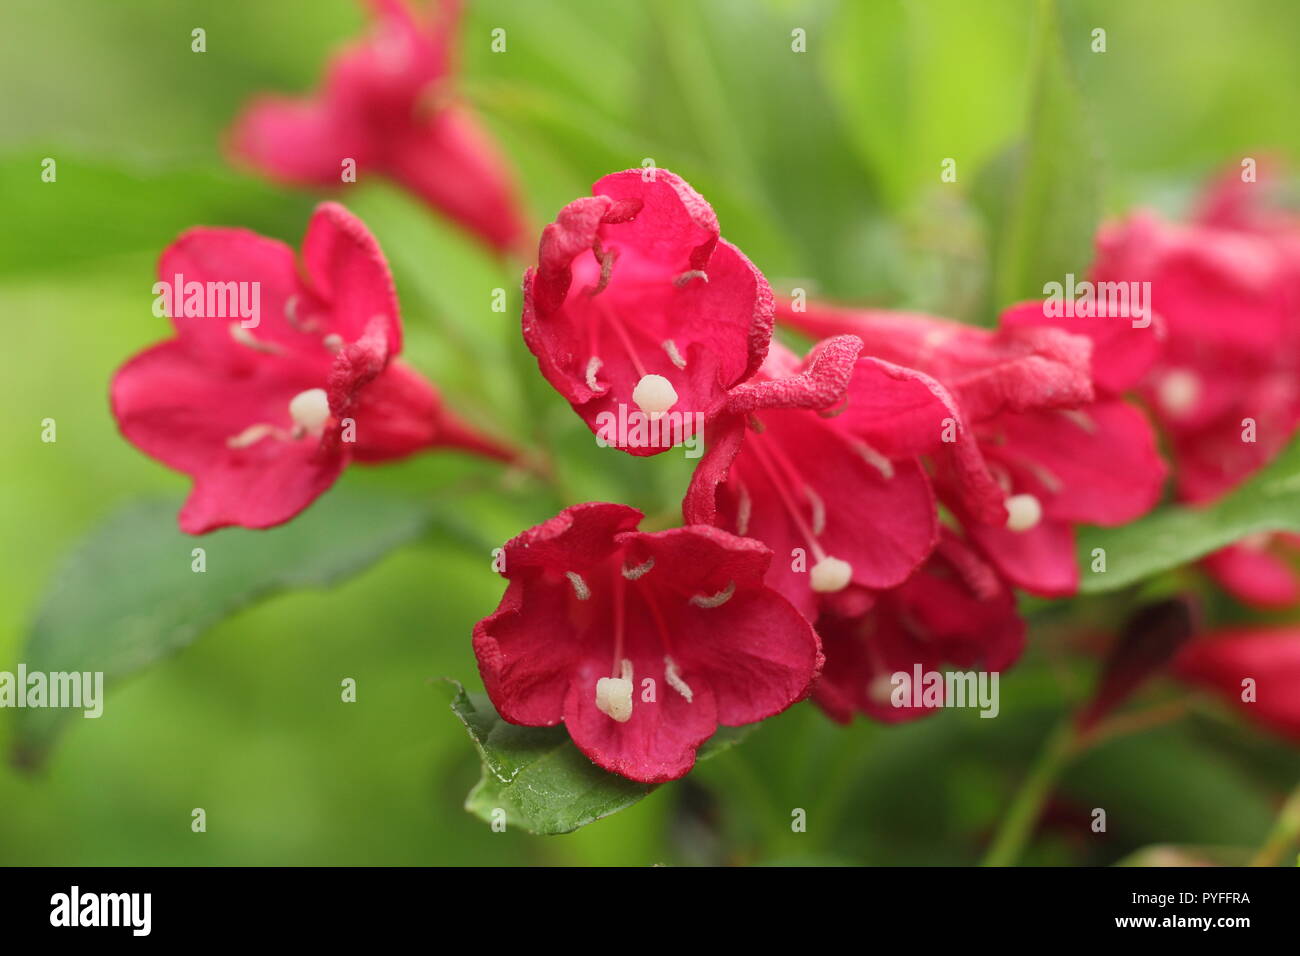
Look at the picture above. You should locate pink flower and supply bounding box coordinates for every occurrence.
[1172,627,1300,743]
[472,503,822,783]
[779,301,1166,597]
[111,202,513,534]
[1090,166,1300,605]
[813,530,1024,724]
[228,0,526,255]
[522,169,774,455]
[682,336,945,618]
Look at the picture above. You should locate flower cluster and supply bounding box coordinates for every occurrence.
[108,5,1300,787]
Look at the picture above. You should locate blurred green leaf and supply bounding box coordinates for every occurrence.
[12,489,437,768]
[991,0,1101,306]
[444,679,749,835]
[1078,435,1300,593]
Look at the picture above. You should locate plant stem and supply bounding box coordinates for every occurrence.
[1250,781,1300,867]
[981,720,1076,866]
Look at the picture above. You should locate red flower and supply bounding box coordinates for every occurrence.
[111,202,512,534]
[813,530,1024,724]
[1088,165,1300,605]
[522,169,774,455]
[779,301,1166,597]
[1172,628,1300,743]
[682,336,944,618]
[472,503,822,783]
[228,0,526,255]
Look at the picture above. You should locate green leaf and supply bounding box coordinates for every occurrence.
[12,489,435,768]
[1078,435,1300,593]
[992,0,1101,306]
[443,679,750,835]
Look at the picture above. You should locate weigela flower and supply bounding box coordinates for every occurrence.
[1091,167,1300,606]
[779,302,1166,597]
[682,335,947,618]
[522,169,774,455]
[1172,628,1300,743]
[472,502,822,783]
[228,0,526,255]
[112,202,512,534]
[813,529,1024,724]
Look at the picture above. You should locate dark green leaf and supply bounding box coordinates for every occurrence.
[1078,436,1300,593]
[443,679,750,835]
[13,489,434,768]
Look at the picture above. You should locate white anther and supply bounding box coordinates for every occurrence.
[229,323,283,354]
[690,580,736,608]
[585,356,605,392]
[735,481,753,536]
[662,339,687,369]
[595,659,634,722]
[664,656,694,703]
[323,333,344,353]
[226,423,278,449]
[673,269,708,287]
[289,388,330,432]
[565,571,591,600]
[810,556,853,593]
[853,441,895,480]
[622,557,655,580]
[1004,493,1043,532]
[805,486,826,536]
[1158,369,1201,418]
[632,374,677,418]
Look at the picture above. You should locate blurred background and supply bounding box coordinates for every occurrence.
[2,0,1298,865]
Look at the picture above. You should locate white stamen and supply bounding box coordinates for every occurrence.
[805,486,826,536]
[853,440,895,480]
[1158,369,1201,418]
[1004,493,1043,532]
[565,571,591,600]
[621,557,655,580]
[664,656,694,703]
[810,556,853,593]
[1060,409,1097,434]
[585,356,605,392]
[735,481,753,536]
[673,269,708,287]
[662,339,687,369]
[690,581,736,608]
[229,323,283,354]
[288,388,330,433]
[323,333,344,353]
[596,661,634,723]
[632,374,677,418]
[226,423,278,449]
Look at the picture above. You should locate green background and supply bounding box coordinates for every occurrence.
[1,0,1297,865]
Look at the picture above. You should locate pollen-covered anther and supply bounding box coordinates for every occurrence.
[673,269,708,287]
[810,556,853,593]
[1004,493,1043,532]
[595,659,634,722]
[565,571,591,600]
[621,557,655,580]
[662,339,687,369]
[632,374,677,418]
[229,323,283,355]
[585,356,605,392]
[1158,369,1201,418]
[690,580,736,608]
[664,656,694,703]
[288,388,331,434]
